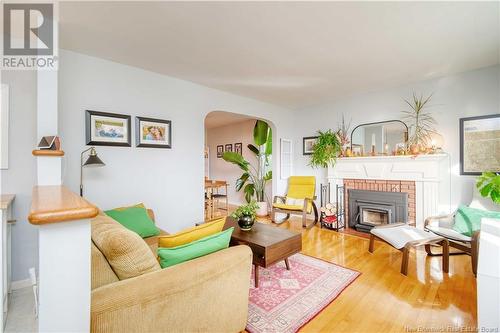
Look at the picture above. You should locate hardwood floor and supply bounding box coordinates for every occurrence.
[219,208,477,333]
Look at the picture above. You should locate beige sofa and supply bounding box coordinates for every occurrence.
[91,211,252,333]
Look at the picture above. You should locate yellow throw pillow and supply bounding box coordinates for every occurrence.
[158,217,226,248]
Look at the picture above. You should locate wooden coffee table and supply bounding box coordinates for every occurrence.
[223,218,302,287]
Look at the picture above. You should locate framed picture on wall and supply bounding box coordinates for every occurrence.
[217,145,224,158]
[225,144,233,153]
[303,136,318,155]
[234,142,242,155]
[86,110,131,147]
[460,114,500,175]
[136,116,172,148]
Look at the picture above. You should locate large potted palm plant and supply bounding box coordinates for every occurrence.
[223,120,272,216]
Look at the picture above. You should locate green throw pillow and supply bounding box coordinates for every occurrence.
[452,205,500,237]
[105,207,160,238]
[157,227,234,268]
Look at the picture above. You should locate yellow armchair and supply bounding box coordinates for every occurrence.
[271,176,319,228]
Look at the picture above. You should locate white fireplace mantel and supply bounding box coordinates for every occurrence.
[327,154,451,228]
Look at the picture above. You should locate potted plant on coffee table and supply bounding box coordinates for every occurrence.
[223,120,272,216]
[231,201,259,231]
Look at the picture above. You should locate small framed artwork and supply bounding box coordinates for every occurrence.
[86,110,131,147]
[225,144,233,153]
[460,114,500,175]
[234,142,243,155]
[217,145,224,158]
[303,136,318,155]
[136,116,172,148]
[351,144,363,156]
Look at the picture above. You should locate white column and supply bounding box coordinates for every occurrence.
[38,220,90,332]
[37,71,61,186]
[35,17,91,333]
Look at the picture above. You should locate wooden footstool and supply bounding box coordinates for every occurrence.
[368,223,449,275]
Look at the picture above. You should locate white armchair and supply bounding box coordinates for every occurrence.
[424,189,499,276]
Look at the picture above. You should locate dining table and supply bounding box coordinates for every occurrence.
[205,179,228,219]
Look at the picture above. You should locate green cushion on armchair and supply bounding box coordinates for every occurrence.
[452,205,500,237]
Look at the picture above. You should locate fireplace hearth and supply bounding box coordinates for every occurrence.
[348,189,408,232]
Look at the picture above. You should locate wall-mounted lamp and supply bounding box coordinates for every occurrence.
[80,147,105,196]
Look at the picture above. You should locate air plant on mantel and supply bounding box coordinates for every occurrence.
[336,114,352,157]
[401,93,437,154]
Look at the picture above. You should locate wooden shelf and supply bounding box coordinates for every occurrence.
[28,186,99,225]
[32,150,65,157]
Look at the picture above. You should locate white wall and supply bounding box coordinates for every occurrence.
[59,50,294,233]
[206,119,260,205]
[0,71,39,282]
[293,65,500,208]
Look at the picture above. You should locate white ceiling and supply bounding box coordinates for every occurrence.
[205,111,253,129]
[60,1,499,109]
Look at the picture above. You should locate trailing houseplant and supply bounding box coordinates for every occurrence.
[401,93,437,154]
[231,201,259,231]
[476,172,500,204]
[223,120,272,216]
[309,129,342,168]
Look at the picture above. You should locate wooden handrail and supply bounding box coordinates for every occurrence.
[32,150,65,157]
[28,186,99,225]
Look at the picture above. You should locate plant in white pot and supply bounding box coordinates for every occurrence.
[223,120,272,216]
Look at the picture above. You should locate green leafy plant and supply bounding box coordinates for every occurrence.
[309,129,342,168]
[401,93,437,147]
[231,201,259,220]
[476,172,500,204]
[223,120,272,203]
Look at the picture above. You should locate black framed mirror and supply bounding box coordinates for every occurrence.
[350,120,408,155]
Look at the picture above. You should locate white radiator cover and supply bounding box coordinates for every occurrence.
[327,154,451,229]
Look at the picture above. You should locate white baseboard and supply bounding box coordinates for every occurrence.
[11,278,32,290]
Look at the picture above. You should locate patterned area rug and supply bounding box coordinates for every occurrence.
[247,253,360,333]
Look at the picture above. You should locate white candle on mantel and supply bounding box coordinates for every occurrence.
[371,133,376,146]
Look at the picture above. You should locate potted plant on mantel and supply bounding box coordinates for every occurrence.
[309,129,342,168]
[231,201,259,231]
[223,120,272,217]
[401,93,437,155]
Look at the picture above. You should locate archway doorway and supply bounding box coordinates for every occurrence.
[204,111,275,220]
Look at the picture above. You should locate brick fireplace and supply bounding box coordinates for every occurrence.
[327,154,450,229]
[343,179,416,229]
